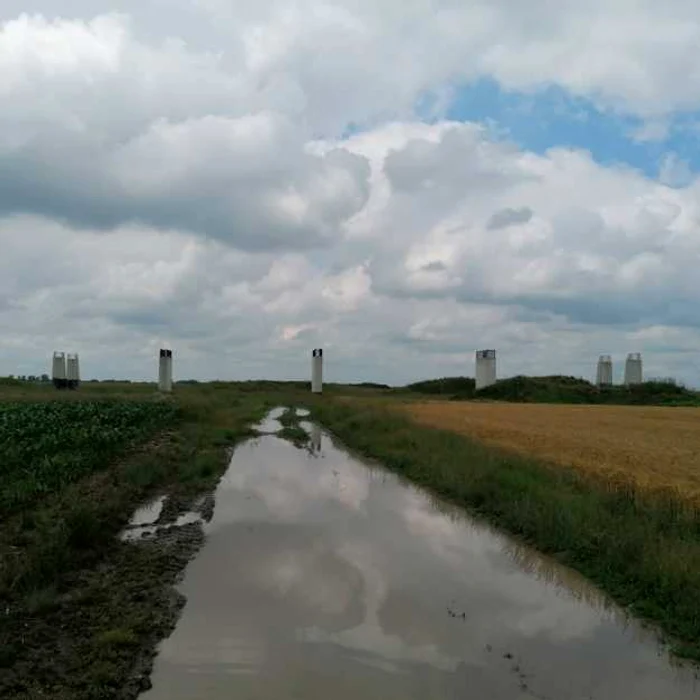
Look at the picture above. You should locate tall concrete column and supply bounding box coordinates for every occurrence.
[311,348,323,394]
[596,355,613,386]
[159,349,173,392]
[66,353,80,390]
[624,353,643,386]
[52,351,67,390]
[475,349,496,390]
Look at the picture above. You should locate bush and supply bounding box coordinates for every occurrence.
[406,376,476,396]
[475,375,700,405]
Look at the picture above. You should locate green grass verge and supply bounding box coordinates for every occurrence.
[311,397,700,661]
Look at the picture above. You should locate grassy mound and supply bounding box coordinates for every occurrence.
[477,375,700,405]
[405,374,700,406]
[406,376,476,396]
[476,375,598,403]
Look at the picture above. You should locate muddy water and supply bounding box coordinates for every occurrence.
[127,495,166,527]
[120,495,167,542]
[141,414,700,700]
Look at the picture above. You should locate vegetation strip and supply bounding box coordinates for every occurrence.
[0,385,273,699]
[406,374,700,405]
[311,397,700,662]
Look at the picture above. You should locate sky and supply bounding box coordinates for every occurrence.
[3,1,700,386]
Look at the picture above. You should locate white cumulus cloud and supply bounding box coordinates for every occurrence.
[3,2,700,384]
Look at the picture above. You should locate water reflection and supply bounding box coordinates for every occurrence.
[252,406,287,433]
[126,495,166,527]
[309,422,322,453]
[119,495,167,541]
[142,414,699,700]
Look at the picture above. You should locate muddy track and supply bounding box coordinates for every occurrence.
[0,431,238,699]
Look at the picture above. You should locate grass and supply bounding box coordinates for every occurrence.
[310,396,700,662]
[0,381,277,699]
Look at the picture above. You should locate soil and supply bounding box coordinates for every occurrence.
[2,525,204,700]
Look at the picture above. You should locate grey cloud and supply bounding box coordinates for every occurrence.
[464,292,700,330]
[375,278,644,328]
[0,121,372,251]
[383,128,530,197]
[0,145,123,232]
[106,308,174,330]
[504,295,642,326]
[421,261,448,272]
[487,206,533,230]
[390,335,486,355]
[0,15,372,251]
[388,281,692,329]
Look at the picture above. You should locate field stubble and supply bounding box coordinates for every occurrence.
[405,401,700,501]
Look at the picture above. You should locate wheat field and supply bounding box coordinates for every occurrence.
[404,401,700,499]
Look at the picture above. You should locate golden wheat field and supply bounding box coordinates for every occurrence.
[404,401,700,499]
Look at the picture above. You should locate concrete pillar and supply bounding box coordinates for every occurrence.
[159,349,173,392]
[596,355,613,387]
[475,349,497,390]
[624,353,643,386]
[311,348,323,394]
[66,353,80,390]
[52,351,67,390]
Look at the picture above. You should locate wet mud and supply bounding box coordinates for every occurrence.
[1,420,250,699]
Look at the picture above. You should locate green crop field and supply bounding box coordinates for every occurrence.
[0,400,177,515]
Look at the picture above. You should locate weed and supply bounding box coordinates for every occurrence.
[95,628,139,648]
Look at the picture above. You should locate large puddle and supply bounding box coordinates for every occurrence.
[140,410,700,699]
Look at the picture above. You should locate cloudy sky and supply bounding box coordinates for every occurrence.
[3,1,700,385]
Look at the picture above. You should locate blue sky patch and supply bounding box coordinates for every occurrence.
[428,78,700,183]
